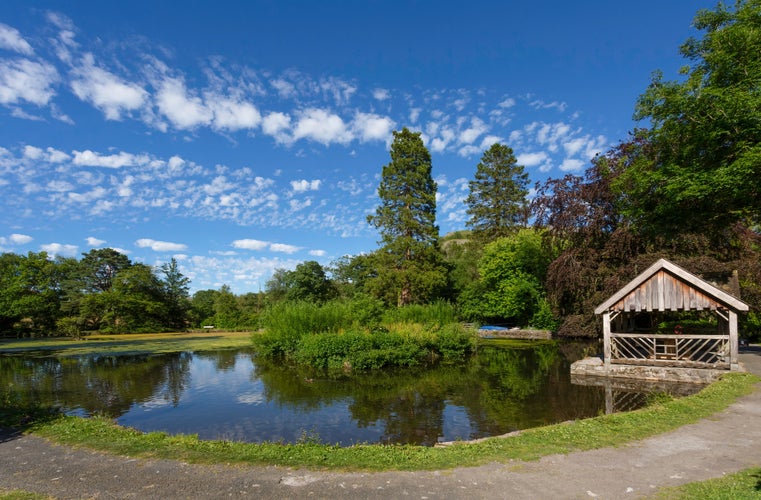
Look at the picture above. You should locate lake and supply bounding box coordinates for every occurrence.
[0,340,704,446]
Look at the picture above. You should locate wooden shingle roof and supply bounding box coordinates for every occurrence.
[594,258,749,315]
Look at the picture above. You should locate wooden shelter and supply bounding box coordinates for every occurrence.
[594,259,749,372]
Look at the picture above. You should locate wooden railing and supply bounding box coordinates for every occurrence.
[610,333,730,368]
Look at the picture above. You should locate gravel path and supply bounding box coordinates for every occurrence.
[2,347,760,499]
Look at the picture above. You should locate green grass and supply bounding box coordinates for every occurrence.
[0,331,252,357]
[0,490,52,500]
[11,371,758,472]
[651,467,761,499]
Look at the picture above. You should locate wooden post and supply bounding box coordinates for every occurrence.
[729,310,739,371]
[603,311,611,370]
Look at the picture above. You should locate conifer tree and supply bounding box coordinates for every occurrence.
[367,128,447,306]
[465,143,529,242]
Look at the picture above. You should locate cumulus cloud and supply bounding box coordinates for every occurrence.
[70,54,147,120]
[261,111,291,142]
[352,112,395,142]
[372,88,390,101]
[498,97,516,108]
[72,149,151,168]
[292,108,351,145]
[517,151,549,168]
[0,59,58,106]
[309,249,326,257]
[40,242,78,257]
[232,239,301,254]
[290,179,321,193]
[560,158,585,172]
[0,233,33,245]
[155,76,213,129]
[0,23,34,55]
[269,243,300,254]
[86,236,106,246]
[206,94,261,131]
[135,238,188,252]
[232,239,270,251]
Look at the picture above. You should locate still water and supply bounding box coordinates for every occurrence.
[0,341,703,446]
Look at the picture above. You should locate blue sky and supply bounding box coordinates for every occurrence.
[0,1,717,293]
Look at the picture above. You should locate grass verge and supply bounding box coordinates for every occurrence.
[651,467,761,499]
[11,371,758,472]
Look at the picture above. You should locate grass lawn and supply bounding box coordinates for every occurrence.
[0,330,253,357]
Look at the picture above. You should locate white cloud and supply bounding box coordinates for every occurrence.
[86,236,106,246]
[40,242,78,257]
[498,97,516,108]
[70,54,147,120]
[155,77,213,129]
[352,112,395,142]
[459,117,488,145]
[309,249,326,257]
[72,149,151,168]
[560,158,585,172]
[270,78,295,98]
[0,233,33,246]
[290,179,321,193]
[135,238,188,252]
[372,88,390,101]
[232,239,270,251]
[530,99,567,112]
[517,151,549,168]
[261,111,291,142]
[23,145,70,163]
[0,59,58,106]
[292,108,351,145]
[269,243,300,254]
[206,94,262,130]
[0,23,34,55]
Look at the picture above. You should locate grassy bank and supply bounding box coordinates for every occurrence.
[652,467,761,499]
[6,372,757,472]
[0,331,252,357]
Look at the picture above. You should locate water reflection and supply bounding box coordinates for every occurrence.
[0,341,695,446]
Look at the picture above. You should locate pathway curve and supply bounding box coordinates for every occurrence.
[2,348,760,499]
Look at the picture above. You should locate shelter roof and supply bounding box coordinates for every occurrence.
[594,258,749,315]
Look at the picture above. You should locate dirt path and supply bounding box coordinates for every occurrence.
[2,348,761,499]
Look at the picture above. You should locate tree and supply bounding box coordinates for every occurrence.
[0,252,60,336]
[619,0,761,238]
[100,264,166,333]
[78,248,132,293]
[160,258,190,330]
[367,128,447,306]
[286,260,335,303]
[459,229,558,327]
[465,143,529,241]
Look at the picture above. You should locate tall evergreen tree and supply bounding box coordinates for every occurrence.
[465,143,529,242]
[160,257,191,329]
[367,128,447,306]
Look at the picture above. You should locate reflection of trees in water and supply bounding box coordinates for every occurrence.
[194,349,248,372]
[0,352,192,417]
[1,341,607,445]
[253,341,604,445]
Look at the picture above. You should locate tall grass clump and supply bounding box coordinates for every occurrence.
[254,301,353,357]
[253,299,475,370]
[382,300,456,326]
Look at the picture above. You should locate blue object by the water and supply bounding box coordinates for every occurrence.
[479,325,508,331]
